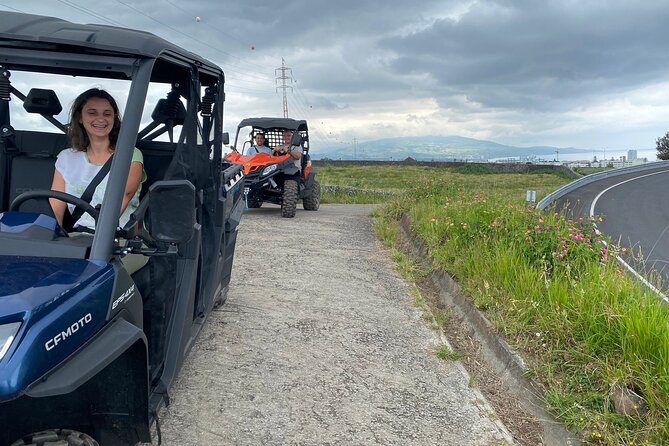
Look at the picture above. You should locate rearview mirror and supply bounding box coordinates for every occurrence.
[148,180,196,243]
[222,132,229,145]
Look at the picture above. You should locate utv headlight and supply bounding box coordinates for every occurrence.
[262,164,277,176]
[0,322,20,360]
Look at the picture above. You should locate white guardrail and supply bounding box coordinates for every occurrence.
[536,160,669,210]
[537,160,669,304]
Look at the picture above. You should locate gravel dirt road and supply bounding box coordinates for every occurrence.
[157,204,513,445]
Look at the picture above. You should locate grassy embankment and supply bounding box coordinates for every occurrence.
[321,164,669,446]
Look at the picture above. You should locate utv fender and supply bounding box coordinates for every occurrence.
[26,318,146,398]
[304,171,316,189]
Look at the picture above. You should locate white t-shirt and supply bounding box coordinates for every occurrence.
[55,148,145,229]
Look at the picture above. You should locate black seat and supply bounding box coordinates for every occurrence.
[3,130,67,215]
[136,141,174,201]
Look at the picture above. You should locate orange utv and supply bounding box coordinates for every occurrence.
[225,117,320,218]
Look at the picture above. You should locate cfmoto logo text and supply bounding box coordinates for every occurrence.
[45,313,93,351]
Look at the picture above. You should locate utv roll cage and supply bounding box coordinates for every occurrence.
[234,117,309,155]
[0,12,243,445]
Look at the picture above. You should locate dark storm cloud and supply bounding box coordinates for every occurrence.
[172,0,448,50]
[7,0,669,148]
[381,1,669,111]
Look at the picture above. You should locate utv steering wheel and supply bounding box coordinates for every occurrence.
[10,190,99,222]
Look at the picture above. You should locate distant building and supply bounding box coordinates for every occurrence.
[628,149,637,161]
[611,158,646,168]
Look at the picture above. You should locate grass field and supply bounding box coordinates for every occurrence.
[322,164,669,445]
[317,164,572,204]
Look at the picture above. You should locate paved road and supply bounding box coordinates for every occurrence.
[156,204,512,445]
[553,166,669,286]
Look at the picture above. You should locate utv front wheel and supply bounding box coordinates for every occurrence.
[281,179,298,218]
[303,180,321,211]
[11,429,99,446]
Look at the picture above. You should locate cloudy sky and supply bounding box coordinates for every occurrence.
[2,0,669,151]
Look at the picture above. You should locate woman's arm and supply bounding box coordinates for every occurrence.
[49,169,67,227]
[120,161,143,215]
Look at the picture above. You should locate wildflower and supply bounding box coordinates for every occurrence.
[535,332,541,337]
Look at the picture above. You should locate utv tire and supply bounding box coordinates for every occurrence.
[11,429,99,446]
[247,195,263,208]
[281,179,298,218]
[303,180,321,211]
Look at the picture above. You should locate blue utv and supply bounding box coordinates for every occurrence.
[0,12,244,446]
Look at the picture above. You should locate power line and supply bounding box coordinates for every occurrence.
[162,0,270,74]
[287,85,338,146]
[4,1,278,85]
[226,85,276,95]
[55,0,124,26]
[0,3,22,12]
[107,0,274,82]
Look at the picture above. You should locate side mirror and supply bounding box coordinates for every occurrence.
[148,180,195,243]
[23,89,62,115]
[290,132,303,147]
[222,132,230,145]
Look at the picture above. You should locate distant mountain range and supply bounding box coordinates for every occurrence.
[311,135,593,161]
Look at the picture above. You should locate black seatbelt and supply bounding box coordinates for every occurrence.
[67,154,113,226]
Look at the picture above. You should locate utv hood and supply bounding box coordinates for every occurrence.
[0,255,115,400]
[0,256,108,302]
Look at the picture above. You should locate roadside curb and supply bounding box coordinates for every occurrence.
[397,214,581,446]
